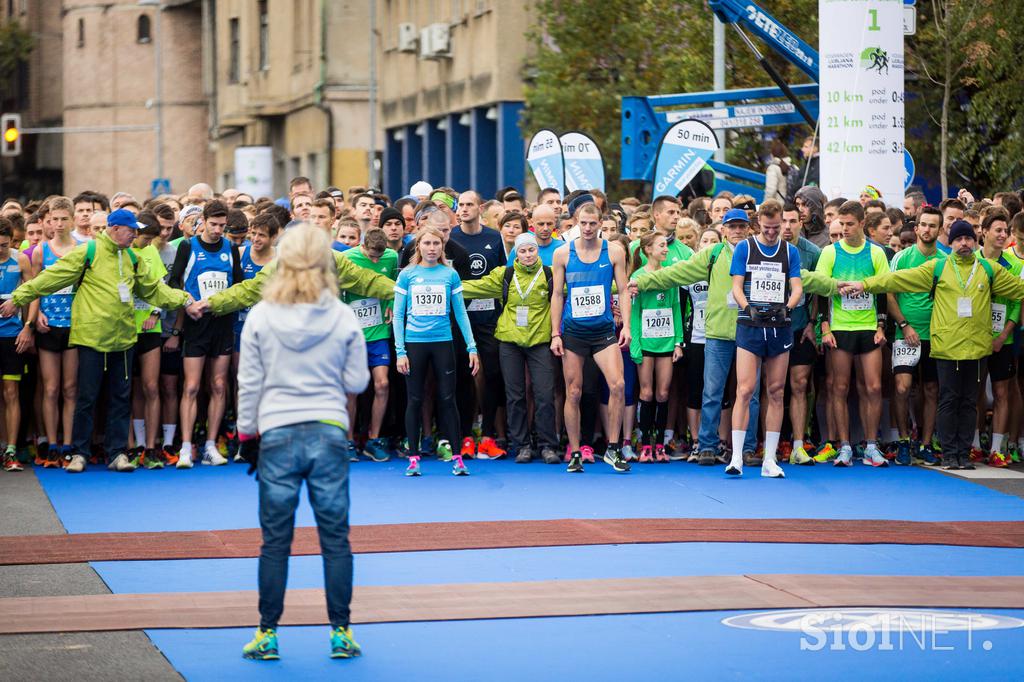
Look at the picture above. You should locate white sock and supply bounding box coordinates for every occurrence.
[764,431,781,464]
[972,430,981,449]
[180,442,193,456]
[132,420,146,448]
[162,424,176,447]
[731,430,745,465]
[889,428,900,442]
[991,433,1005,455]
[205,439,217,453]
[663,429,674,445]
[793,439,804,452]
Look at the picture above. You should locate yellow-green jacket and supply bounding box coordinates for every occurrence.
[462,260,552,347]
[208,250,396,315]
[11,232,190,352]
[864,252,1024,361]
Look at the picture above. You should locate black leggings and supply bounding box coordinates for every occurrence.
[405,341,461,452]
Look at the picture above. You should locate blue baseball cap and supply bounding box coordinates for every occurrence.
[106,209,145,229]
[722,208,750,224]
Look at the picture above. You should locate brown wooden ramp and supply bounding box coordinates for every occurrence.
[1,575,1022,635]
[3,518,1023,566]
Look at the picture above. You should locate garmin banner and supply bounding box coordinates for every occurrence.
[526,129,565,192]
[652,119,720,197]
[819,0,905,201]
[560,131,606,193]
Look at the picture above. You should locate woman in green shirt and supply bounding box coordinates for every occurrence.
[629,233,683,462]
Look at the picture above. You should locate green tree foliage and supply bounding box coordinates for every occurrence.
[522,0,818,197]
[0,19,34,95]
[907,0,1024,197]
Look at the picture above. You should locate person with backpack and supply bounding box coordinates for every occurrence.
[0,209,200,473]
[840,219,1024,470]
[460,232,560,464]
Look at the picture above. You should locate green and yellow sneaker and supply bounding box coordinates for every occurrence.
[330,625,361,659]
[242,627,279,660]
[790,446,815,465]
[812,442,837,463]
[436,439,453,462]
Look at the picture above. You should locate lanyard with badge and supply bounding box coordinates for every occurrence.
[951,256,979,318]
[116,250,132,304]
[513,268,543,327]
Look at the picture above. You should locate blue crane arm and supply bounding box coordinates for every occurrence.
[708,0,819,81]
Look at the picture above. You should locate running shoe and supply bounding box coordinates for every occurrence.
[833,444,854,467]
[216,434,230,458]
[654,443,670,463]
[715,444,729,464]
[329,626,361,659]
[761,459,785,478]
[686,445,700,463]
[988,451,1011,468]
[142,448,164,470]
[162,445,179,466]
[452,454,469,476]
[346,440,359,462]
[862,444,888,467]
[242,627,280,660]
[476,437,506,460]
[363,438,391,462]
[638,445,654,463]
[515,446,534,463]
[698,450,717,466]
[107,452,138,472]
[1010,445,1022,464]
[436,439,453,462]
[3,448,23,472]
[234,452,245,463]
[622,444,638,462]
[894,439,912,466]
[541,447,560,465]
[969,447,986,463]
[176,449,194,469]
[813,442,838,463]
[460,436,476,458]
[405,455,421,476]
[33,441,47,466]
[790,446,815,465]
[419,436,434,454]
[915,444,938,466]
[603,447,631,473]
[65,454,86,474]
[669,444,689,462]
[725,457,742,476]
[202,443,229,466]
[743,450,761,467]
[779,441,793,463]
[43,445,61,469]
[581,445,595,463]
[566,451,584,473]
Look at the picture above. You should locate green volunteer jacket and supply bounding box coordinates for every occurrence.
[864,252,1024,361]
[635,242,838,341]
[10,232,190,352]
[461,260,551,347]
[208,250,396,315]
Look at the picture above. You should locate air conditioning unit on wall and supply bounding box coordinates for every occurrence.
[420,22,451,60]
[398,23,418,52]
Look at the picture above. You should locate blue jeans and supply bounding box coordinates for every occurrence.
[257,422,352,630]
[698,338,759,453]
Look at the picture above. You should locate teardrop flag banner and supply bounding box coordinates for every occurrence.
[560,131,605,193]
[526,129,565,192]
[652,119,720,197]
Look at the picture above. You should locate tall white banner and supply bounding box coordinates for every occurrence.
[819,0,904,202]
[234,146,274,198]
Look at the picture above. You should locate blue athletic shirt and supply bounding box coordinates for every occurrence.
[507,237,564,268]
[393,263,476,358]
[562,239,615,338]
[39,242,74,328]
[182,236,235,302]
[234,244,266,335]
[730,238,801,325]
[937,240,952,255]
[0,254,22,337]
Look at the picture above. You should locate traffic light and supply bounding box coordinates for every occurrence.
[1,114,21,157]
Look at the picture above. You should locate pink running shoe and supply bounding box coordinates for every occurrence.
[581,445,595,463]
[654,444,670,463]
[639,445,654,463]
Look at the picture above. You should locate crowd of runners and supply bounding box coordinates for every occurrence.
[1,174,1023,478]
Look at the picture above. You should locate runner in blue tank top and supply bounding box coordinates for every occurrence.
[28,197,79,467]
[0,217,34,471]
[550,201,632,474]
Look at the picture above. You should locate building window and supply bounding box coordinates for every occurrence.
[228,18,240,84]
[77,18,85,48]
[137,14,151,43]
[258,0,269,71]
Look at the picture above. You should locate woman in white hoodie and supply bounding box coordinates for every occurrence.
[236,224,369,662]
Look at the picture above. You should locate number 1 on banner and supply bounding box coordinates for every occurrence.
[868,8,880,31]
